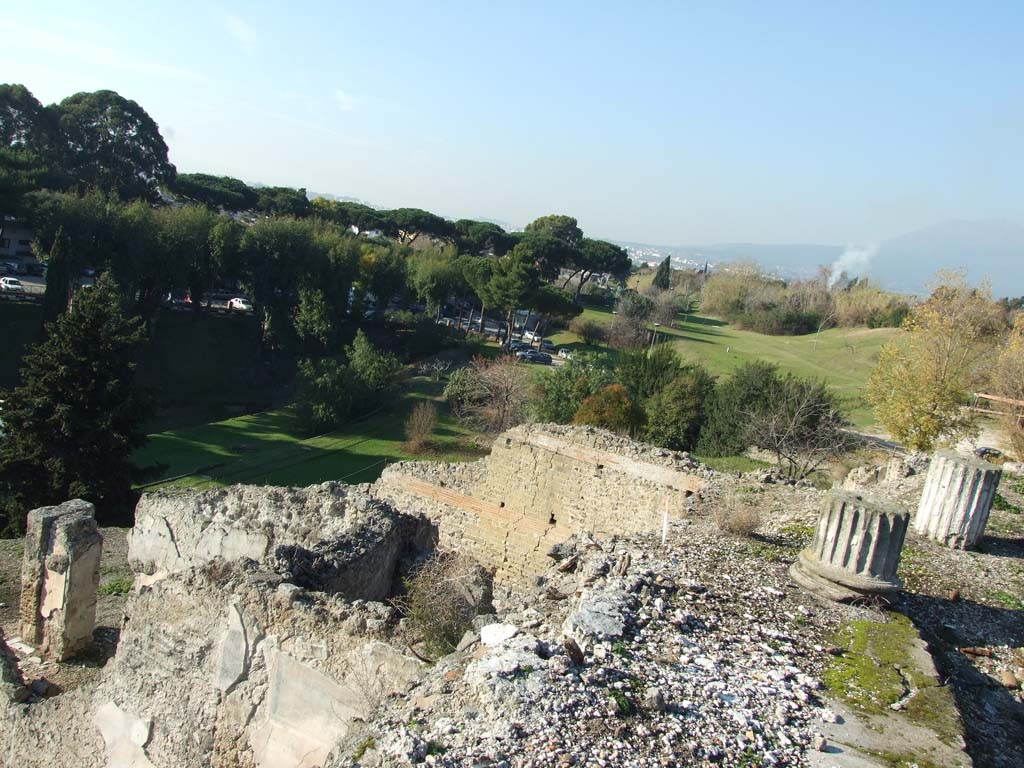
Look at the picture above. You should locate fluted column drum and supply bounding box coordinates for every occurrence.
[915,451,1002,550]
[790,490,910,602]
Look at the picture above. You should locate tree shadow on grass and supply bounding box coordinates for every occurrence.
[897,591,1024,768]
[671,334,716,346]
[675,324,729,339]
[682,315,728,328]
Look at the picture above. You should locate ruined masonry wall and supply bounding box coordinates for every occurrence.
[373,424,709,581]
[128,482,412,600]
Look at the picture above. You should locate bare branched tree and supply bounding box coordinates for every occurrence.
[744,376,854,480]
[453,355,530,433]
[419,359,452,381]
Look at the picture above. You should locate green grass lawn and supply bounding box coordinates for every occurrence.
[547,305,900,427]
[134,377,486,491]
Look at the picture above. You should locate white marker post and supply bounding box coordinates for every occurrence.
[661,496,670,546]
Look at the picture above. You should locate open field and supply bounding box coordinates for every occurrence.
[133,377,486,490]
[548,305,901,427]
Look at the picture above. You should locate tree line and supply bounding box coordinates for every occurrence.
[0,82,638,533]
[2,84,632,348]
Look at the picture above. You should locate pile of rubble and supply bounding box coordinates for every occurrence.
[345,529,843,767]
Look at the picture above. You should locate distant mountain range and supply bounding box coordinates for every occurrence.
[617,219,1024,297]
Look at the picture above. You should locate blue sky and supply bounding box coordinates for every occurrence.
[3,2,1022,245]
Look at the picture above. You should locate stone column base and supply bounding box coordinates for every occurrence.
[789,549,902,604]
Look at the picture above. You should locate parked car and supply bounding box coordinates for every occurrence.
[228,297,253,312]
[26,262,46,276]
[974,446,1002,461]
[557,348,573,359]
[1,277,25,293]
[0,262,18,275]
[540,339,555,351]
[515,349,553,364]
[523,329,542,342]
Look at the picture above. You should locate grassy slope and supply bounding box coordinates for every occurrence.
[548,305,901,427]
[134,377,486,490]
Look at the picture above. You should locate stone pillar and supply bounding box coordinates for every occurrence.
[19,499,103,661]
[915,451,1002,550]
[790,490,909,602]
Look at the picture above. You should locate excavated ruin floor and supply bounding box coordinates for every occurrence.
[1,464,1021,767]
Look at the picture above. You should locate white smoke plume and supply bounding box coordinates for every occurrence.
[828,244,877,289]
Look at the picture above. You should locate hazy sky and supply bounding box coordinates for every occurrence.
[4,2,1022,245]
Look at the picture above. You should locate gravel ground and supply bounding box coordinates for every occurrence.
[351,517,852,768]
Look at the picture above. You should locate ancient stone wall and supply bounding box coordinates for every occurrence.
[373,424,709,581]
[128,483,431,600]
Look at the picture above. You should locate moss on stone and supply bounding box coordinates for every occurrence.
[823,613,920,713]
[824,613,962,749]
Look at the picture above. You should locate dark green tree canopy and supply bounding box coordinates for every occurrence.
[255,186,311,217]
[453,219,515,256]
[312,198,393,234]
[562,238,631,301]
[643,364,716,450]
[0,148,61,216]
[696,360,781,456]
[386,208,454,244]
[0,84,58,155]
[512,232,575,281]
[524,214,583,247]
[173,173,259,211]
[55,89,175,200]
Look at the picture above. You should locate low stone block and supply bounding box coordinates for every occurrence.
[19,499,103,660]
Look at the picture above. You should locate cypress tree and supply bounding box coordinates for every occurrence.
[0,274,152,533]
[652,256,672,290]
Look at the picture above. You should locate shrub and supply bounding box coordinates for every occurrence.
[569,316,608,345]
[404,401,438,453]
[396,553,481,660]
[746,374,853,479]
[618,345,682,403]
[443,367,475,417]
[607,314,649,350]
[642,364,716,451]
[97,577,133,596]
[713,493,761,536]
[531,352,616,423]
[293,357,355,436]
[347,329,403,393]
[573,384,643,435]
[608,291,656,350]
[697,361,780,456]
